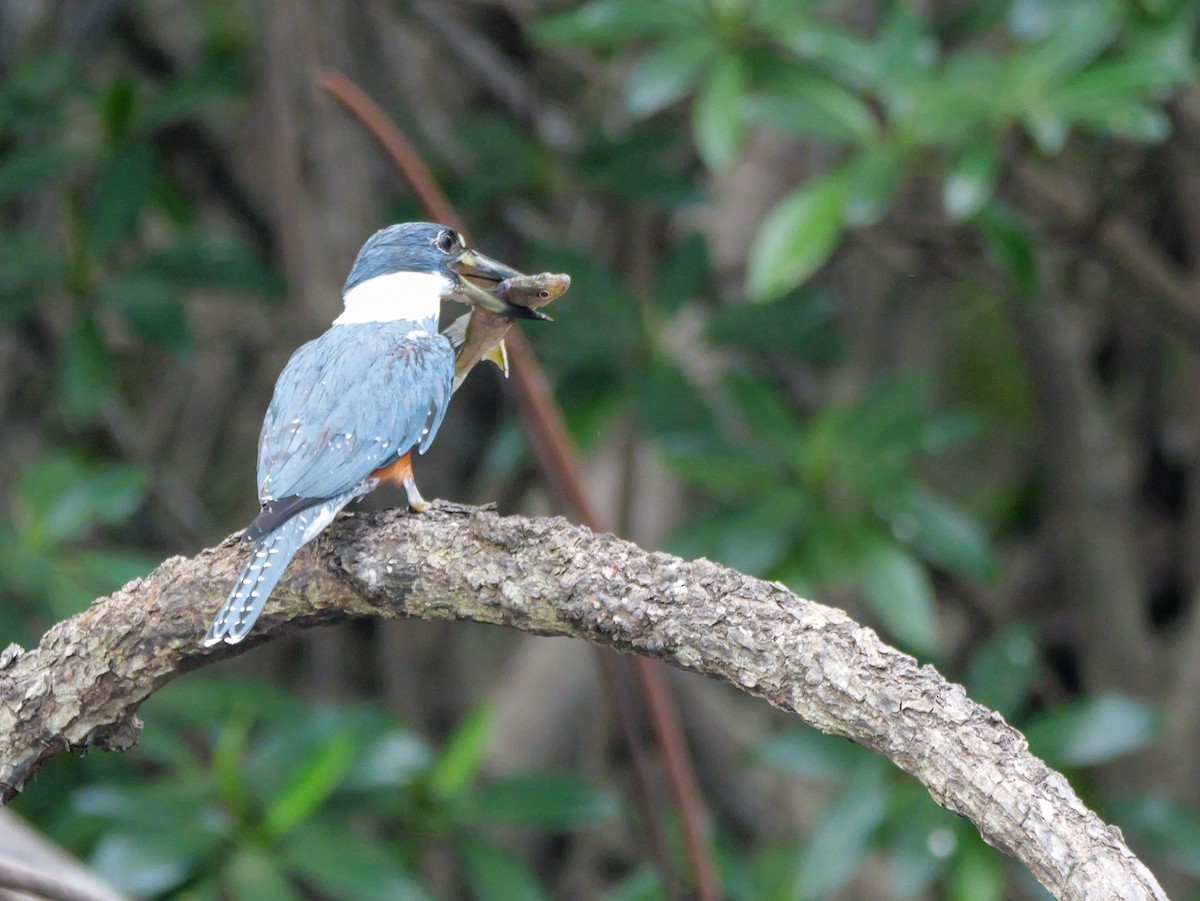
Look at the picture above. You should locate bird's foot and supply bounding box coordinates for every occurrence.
[402,475,428,513]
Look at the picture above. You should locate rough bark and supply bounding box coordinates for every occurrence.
[0,504,1166,900]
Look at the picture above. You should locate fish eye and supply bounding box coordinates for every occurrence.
[538,290,550,299]
[435,230,460,254]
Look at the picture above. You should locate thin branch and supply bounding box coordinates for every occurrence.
[1014,162,1200,347]
[317,70,463,233]
[0,506,1168,900]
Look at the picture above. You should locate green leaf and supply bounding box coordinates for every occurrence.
[883,487,997,580]
[212,707,254,819]
[597,867,663,901]
[634,359,719,449]
[0,146,81,199]
[16,457,145,547]
[344,728,433,791]
[888,53,1002,146]
[81,784,225,897]
[576,123,699,203]
[782,23,880,89]
[797,759,889,897]
[1040,59,1179,143]
[468,774,618,828]
[877,783,959,896]
[456,115,545,206]
[843,147,901,227]
[1009,0,1121,87]
[74,464,146,527]
[746,169,848,301]
[977,201,1038,299]
[242,706,393,805]
[625,38,712,116]
[91,831,197,897]
[88,143,153,257]
[99,75,137,144]
[655,233,712,312]
[944,142,999,221]
[725,370,803,449]
[73,781,221,835]
[142,673,307,733]
[226,849,301,901]
[67,548,156,594]
[1112,793,1200,877]
[668,495,801,576]
[707,288,841,362]
[745,71,877,144]
[1054,56,1191,105]
[1024,694,1158,767]
[1086,101,1170,143]
[1022,107,1068,154]
[427,706,493,801]
[949,836,1005,901]
[102,274,190,351]
[0,233,66,316]
[1124,5,1198,85]
[459,839,549,901]
[665,441,783,497]
[522,249,641,368]
[967,625,1037,719]
[757,727,868,781]
[283,824,429,901]
[57,317,115,424]
[143,239,283,295]
[0,51,74,131]
[263,730,356,838]
[732,841,805,901]
[138,60,245,130]
[693,56,746,170]
[859,540,940,652]
[534,1,694,46]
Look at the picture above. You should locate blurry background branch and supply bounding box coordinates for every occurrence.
[0,505,1167,901]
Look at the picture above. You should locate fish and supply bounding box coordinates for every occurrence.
[444,271,570,392]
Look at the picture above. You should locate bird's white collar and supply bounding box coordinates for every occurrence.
[334,271,451,325]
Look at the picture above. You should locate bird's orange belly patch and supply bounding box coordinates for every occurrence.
[371,450,413,486]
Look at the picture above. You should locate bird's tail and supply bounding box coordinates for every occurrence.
[204,516,311,646]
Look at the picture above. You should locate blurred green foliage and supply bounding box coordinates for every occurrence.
[0,27,277,630]
[3,0,1200,898]
[540,0,1196,299]
[50,679,614,900]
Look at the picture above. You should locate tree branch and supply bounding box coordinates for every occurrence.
[0,504,1166,899]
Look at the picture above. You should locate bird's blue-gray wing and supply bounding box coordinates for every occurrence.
[256,323,454,504]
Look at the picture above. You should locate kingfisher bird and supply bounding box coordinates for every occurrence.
[204,222,532,646]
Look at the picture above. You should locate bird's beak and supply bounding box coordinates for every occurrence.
[450,249,550,321]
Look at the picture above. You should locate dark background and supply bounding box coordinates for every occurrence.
[1,0,1199,898]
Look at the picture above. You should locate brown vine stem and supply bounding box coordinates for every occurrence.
[318,69,719,899]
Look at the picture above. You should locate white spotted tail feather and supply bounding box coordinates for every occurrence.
[204,499,346,646]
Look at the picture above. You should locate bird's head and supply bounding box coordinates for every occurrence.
[340,222,547,323]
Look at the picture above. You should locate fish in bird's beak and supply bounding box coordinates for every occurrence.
[449,248,549,321]
[443,272,571,392]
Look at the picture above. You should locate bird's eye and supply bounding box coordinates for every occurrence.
[435,230,459,254]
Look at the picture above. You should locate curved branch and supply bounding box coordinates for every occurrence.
[0,504,1165,899]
